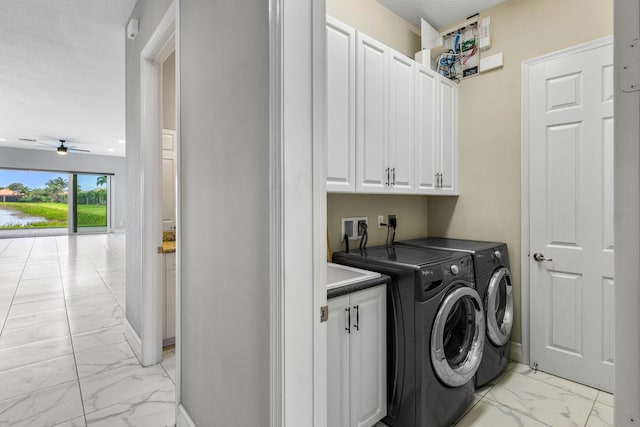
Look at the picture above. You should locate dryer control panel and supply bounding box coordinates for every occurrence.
[416,254,474,301]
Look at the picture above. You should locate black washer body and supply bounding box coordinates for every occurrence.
[397,237,512,387]
[332,245,479,427]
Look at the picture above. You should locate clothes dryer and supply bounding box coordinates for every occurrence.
[397,238,513,387]
[332,245,484,427]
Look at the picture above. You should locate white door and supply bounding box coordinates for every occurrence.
[528,41,614,392]
[387,48,415,193]
[162,129,177,230]
[349,286,386,427]
[438,76,458,194]
[415,64,438,194]
[327,295,351,427]
[356,32,388,193]
[326,17,356,192]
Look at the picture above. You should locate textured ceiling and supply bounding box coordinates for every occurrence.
[0,0,136,157]
[377,0,506,30]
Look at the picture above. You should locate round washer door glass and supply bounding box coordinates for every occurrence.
[431,285,485,388]
[486,267,513,346]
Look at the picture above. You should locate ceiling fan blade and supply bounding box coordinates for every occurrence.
[68,148,91,152]
[18,137,37,142]
[36,142,57,147]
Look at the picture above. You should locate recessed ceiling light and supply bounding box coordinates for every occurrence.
[0,138,6,142]
[107,148,115,152]
[118,140,126,144]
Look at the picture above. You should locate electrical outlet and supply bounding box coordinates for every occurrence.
[378,215,384,229]
[341,217,368,241]
[388,214,397,228]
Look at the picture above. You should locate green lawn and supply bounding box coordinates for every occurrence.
[0,202,107,229]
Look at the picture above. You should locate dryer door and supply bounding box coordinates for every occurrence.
[485,267,513,346]
[431,285,485,387]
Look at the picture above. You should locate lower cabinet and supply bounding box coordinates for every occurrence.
[163,252,176,342]
[327,285,386,427]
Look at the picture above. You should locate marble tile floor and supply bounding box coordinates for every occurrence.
[1,235,614,426]
[0,235,176,427]
[377,362,614,427]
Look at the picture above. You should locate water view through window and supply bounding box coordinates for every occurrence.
[0,169,109,232]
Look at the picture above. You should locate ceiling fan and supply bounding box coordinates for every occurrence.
[18,137,91,155]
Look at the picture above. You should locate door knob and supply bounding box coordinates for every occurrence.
[533,252,553,262]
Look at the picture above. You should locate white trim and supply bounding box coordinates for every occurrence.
[139,1,176,367]
[268,0,284,425]
[312,0,328,426]
[174,0,182,410]
[124,318,143,362]
[176,404,197,427]
[509,342,523,364]
[520,35,613,367]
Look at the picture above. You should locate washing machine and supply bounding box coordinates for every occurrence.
[397,238,513,387]
[332,245,485,427]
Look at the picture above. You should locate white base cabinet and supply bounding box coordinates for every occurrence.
[327,285,387,427]
[163,252,176,342]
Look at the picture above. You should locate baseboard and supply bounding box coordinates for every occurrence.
[177,404,197,427]
[124,319,143,363]
[509,341,523,363]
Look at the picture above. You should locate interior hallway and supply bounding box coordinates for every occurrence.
[0,234,175,426]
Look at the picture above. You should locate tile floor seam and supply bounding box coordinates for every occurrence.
[481,392,555,427]
[583,393,600,427]
[0,238,34,336]
[512,367,597,400]
[54,237,89,426]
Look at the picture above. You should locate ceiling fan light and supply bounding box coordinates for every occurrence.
[57,146,68,155]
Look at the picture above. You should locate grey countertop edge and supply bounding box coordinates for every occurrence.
[327,275,391,299]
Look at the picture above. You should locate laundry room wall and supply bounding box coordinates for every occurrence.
[427,0,613,347]
[326,0,429,254]
[326,0,420,57]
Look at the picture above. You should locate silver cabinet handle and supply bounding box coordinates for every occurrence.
[533,253,553,262]
[385,168,390,186]
[354,305,359,331]
[345,307,351,334]
[391,168,396,186]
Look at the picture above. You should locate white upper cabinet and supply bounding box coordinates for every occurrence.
[326,17,356,192]
[326,16,459,196]
[415,64,438,193]
[415,69,459,195]
[387,49,416,193]
[438,76,459,194]
[356,32,388,193]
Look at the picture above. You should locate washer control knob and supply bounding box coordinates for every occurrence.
[450,264,460,275]
[494,250,502,260]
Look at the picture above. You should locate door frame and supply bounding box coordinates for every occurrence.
[135,1,176,369]
[520,35,613,366]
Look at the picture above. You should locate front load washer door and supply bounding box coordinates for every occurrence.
[431,286,485,388]
[485,267,513,346]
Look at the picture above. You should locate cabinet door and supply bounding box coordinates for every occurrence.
[349,285,387,427]
[438,76,459,195]
[326,17,356,193]
[327,295,351,427]
[415,65,439,194]
[387,49,415,194]
[162,130,177,230]
[164,267,176,340]
[356,32,388,193]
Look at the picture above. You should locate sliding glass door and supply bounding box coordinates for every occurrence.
[71,174,111,233]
